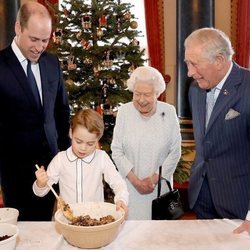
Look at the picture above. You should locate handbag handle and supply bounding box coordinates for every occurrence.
[157,166,172,198]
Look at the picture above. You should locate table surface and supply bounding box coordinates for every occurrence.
[15,219,250,250]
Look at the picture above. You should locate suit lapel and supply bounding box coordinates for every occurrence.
[205,63,242,133]
[5,46,43,113]
[197,89,207,135]
[39,55,52,121]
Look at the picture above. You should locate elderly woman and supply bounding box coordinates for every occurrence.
[111,66,181,220]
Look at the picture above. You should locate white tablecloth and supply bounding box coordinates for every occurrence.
[16,219,249,250]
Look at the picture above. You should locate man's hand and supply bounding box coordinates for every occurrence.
[233,220,250,234]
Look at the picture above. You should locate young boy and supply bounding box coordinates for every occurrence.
[33,109,128,216]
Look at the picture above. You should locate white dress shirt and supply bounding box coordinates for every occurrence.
[33,147,129,205]
[11,38,43,103]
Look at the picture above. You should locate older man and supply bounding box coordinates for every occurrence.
[185,27,250,233]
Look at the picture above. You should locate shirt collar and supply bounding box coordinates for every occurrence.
[213,62,233,91]
[11,38,26,64]
[66,147,96,163]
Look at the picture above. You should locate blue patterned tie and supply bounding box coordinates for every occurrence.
[27,60,41,108]
[206,88,216,128]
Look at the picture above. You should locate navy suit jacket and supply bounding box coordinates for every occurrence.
[0,45,70,157]
[0,45,70,220]
[188,63,250,219]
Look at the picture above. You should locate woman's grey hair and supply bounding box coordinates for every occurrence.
[127,66,166,97]
[184,27,234,62]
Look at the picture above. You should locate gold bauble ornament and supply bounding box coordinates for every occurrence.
[96,27,103,38]
[130,20,138,29]
[65,79,74,86]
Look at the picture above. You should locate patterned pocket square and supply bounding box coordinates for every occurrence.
[225,108,240,120]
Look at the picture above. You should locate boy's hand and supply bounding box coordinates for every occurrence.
[233,220,250,234]
[116,200,128,219]
[35,165,49,188]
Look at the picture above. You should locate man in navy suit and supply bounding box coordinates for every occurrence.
[185,28,250,233]
[0,1,70,220]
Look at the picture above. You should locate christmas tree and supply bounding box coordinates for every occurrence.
[47,0,145,151]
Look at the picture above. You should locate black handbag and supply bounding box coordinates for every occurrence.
[152,166,184,220]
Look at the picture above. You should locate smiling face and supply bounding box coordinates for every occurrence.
[132,82,157,117]
[184,44,224,90]
[70,126,99,159]
[15,14,51,62]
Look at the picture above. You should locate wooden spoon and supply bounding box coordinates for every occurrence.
[35,164,75,221]
[57,197,75,221]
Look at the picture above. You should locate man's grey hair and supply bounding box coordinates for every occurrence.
[184,27,234,62]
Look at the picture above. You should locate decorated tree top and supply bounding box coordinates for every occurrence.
[47,0,146,114]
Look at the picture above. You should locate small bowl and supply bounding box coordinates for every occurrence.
[55,202,125,249]
[0,223,19,250]
[0,208,19,225]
